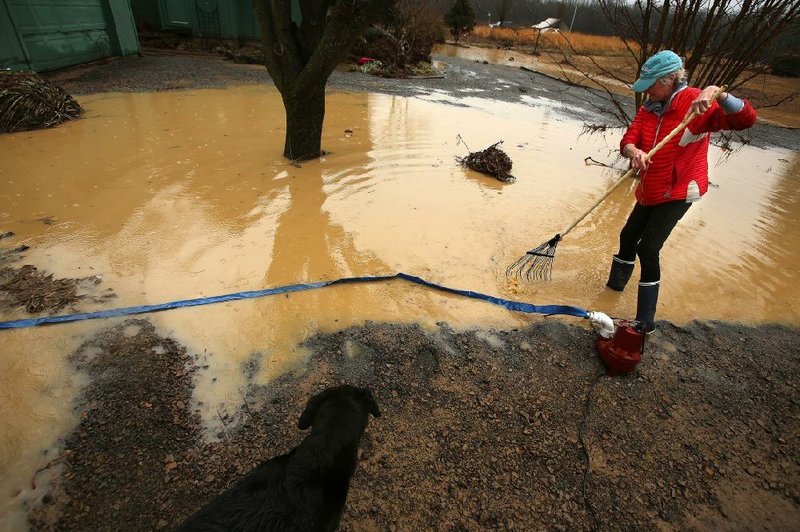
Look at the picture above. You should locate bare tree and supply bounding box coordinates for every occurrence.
[559,0,800,125]
[251,0,392,161]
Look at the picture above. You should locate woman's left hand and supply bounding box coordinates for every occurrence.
[691,85,726,115]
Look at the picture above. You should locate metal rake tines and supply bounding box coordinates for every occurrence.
[505,254,553,281]
[505,235,561,282]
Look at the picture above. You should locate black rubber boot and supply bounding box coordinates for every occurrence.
[606,255,635,291]
[636,282,660,334]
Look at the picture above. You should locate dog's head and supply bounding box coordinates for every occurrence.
[298,385,381,430]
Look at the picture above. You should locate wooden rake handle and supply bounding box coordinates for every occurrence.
[559,85,728,238]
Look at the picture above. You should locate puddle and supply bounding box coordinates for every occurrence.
[1,84,798,526]
[0,325,89,530]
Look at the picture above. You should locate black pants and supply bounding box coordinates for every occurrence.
[617,201,692,283]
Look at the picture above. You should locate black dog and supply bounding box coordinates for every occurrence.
[176,385,380,531]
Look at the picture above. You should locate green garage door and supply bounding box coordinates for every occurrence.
[2,0,139,71]
[8,0,112,70]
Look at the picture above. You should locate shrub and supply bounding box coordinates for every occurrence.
[352,1,444,71]
[444,0,476,44]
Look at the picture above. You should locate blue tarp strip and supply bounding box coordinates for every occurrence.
[0,272,589,330]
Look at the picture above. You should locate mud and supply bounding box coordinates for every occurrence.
[25,318,800,531]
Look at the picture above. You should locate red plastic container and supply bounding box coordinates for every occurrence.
[595,321,644,376]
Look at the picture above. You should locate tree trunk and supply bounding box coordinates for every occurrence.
[251,0,392,161]
[282,82,325,161]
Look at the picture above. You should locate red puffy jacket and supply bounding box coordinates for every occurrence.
[620,87,757,206]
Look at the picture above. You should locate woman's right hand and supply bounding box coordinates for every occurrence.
[624,143,650,172]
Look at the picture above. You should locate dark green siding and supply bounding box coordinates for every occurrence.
[108,0,139,56]
[233,0,260,40]
[130,0,261,41]
[0,1,28,69]
[1,0,139,72]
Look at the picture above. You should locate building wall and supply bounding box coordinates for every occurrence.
[0,0,139,72]
[0,1,28,69]
[130,0,261,41]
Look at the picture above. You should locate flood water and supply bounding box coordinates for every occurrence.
[1,83,798,526]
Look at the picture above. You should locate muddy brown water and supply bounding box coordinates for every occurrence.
[0,85,798,527]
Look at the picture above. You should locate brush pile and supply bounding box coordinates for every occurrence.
[458,141,515,182]
[0,70,83,133]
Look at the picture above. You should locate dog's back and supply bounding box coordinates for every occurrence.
[176,385,380,532]
[175,452,297,531]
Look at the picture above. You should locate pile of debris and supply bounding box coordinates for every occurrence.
[0,70,83,133]
[0,264,83,314]
[458,141,515,182]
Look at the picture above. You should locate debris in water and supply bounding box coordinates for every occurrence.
[0,262,116,314]
[0,264,83,313]
[457,140,515,182]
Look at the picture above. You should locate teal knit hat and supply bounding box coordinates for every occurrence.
[631,50,683,92]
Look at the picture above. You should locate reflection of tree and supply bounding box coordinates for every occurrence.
[266,170,388,285]
[250,165,392,378]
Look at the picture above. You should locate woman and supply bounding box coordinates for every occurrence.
[606,50,757,333]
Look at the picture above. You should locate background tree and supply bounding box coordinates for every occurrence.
[608,0,799,108]
[354,0,444,73]
[251,0,392,161]
[557,0,800,125]
[445,0,477,43]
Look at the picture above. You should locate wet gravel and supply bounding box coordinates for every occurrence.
[16,50,800,530]
[26,318,800,530]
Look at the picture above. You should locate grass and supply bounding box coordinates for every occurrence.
[471,26,634,56]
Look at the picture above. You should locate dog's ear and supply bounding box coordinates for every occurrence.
[359,388,381,418]
[298,390,328,430]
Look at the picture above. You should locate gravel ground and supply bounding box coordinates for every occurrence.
[10,51,800,530]
[25,318,800,531]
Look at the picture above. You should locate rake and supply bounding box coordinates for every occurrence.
[507,85,727,281]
